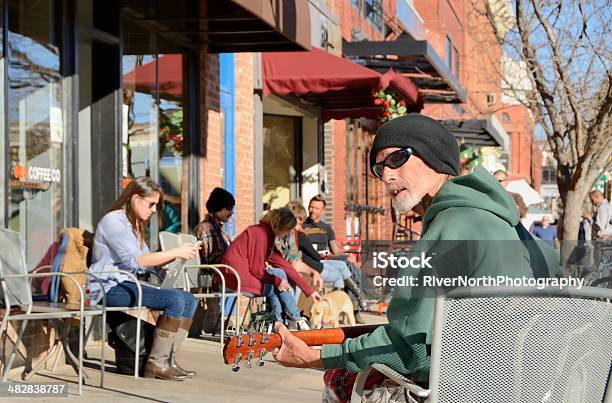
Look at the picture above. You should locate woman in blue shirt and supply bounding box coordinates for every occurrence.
[88,177,199,381]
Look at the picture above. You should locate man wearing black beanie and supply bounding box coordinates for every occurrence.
[272,113,562,401]
[193,187,235,335]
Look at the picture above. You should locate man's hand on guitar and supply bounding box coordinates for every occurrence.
[272,323,322,369]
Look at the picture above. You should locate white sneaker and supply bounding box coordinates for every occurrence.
[288,318,310,331]
[297,318,310,331]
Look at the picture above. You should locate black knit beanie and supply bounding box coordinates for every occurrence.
[206,187,235,213]
[369,113,460,176]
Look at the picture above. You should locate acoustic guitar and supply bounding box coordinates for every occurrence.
[223,325,381,371]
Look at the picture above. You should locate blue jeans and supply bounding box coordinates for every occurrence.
[263,268,301,322]
[295,259,353,301]
[105,281,197,320]
[321,260,352,288]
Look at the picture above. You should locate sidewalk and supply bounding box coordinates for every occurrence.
[20,313,389,402]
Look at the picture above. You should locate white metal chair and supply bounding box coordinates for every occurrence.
[351,286,612,403]
[0,228,106,395]
[85,269,145,381]
[158,232,244,343]
[177,233,199,289]
[165,232,243,342]
[159,231,180,252]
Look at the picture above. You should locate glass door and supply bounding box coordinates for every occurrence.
[263,114,302,212]
[7,0,65,267]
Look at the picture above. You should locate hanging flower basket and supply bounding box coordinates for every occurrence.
[159,109,184,157]
[373,89,408,123]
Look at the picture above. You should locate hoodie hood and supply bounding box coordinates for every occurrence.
[423,166,519,233]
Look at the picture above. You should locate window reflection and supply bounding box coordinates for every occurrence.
[7,0,64,268]
[263,115,299,212]
[122,51,185,236]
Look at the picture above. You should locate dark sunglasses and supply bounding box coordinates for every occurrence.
[139,196,159,210]
[371,148,413,178]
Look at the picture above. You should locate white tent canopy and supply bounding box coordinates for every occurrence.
[505,179,543,206]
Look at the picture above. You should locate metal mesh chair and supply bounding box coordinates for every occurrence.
[178,233,199,288]
[352,286,612,403]
[0,228,105,395]
[159,231,180,252]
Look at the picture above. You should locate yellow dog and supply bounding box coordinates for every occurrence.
[309,290,356,329]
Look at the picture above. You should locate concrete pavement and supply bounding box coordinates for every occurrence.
[16,312,389,402]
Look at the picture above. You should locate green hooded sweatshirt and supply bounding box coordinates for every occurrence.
[321,166,562,377]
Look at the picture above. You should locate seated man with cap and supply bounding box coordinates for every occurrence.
[271,114,561,401]
[193,187,235,334]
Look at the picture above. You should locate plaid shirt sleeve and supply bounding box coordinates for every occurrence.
[195,219,230,264]
[195,221,214,262]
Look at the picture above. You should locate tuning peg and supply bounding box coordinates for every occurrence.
[232,355,242,372]
[247,351,254,368]
[236,335,244,347]
[258,349,267,367]
[248,333,257,346]
[261,323,273,344]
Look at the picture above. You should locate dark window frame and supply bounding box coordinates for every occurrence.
[350,0,384,33]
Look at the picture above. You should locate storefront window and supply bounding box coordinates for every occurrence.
[122,23,187,242]
[7,0,64,267]
[263,115,301,211]
[0,0,5,229]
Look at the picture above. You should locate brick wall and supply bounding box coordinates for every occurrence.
[415,0,502,118]
[321,0,434,242]
[199,50,256,234]
[233,53,255,233]
[413,0,542,191]
[497,105,539,186]
[332,0,389,42]
[414,0,465,84]
[200,49,224,218]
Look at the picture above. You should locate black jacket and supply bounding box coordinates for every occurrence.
[296,230,324,272]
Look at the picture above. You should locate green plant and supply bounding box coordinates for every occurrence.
[159,109,184,157]
[373,89,408,123]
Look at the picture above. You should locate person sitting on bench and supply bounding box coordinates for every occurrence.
[222,208,322,330]
[88,177,200,381]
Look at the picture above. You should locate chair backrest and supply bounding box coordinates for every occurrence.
[178,233,200,288]
[49,233,70,303]
[0,228,33,306]
[159,231,179,252]
[428,287,612,403]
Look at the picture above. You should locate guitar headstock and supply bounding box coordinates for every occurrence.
[223,331,281,371]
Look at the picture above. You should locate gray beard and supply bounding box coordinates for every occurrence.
[392,192,420,215]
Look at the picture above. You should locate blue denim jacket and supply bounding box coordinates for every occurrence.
[87,210,149,304]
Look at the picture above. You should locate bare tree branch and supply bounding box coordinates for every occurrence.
[530,0,586,165]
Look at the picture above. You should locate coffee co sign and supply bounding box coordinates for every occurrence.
[11,165,61,183]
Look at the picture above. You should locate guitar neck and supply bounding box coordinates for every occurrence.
[261,324,381,350]
[223,324,382,365]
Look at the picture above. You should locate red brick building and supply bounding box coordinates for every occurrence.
[196,0,540,241]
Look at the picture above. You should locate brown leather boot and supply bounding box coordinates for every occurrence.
[344,278,368,311]
[144,315,187,381]
[170,318,197,377]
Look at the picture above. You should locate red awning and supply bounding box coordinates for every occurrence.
[262,48,423,121]
[123,54,183,100]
